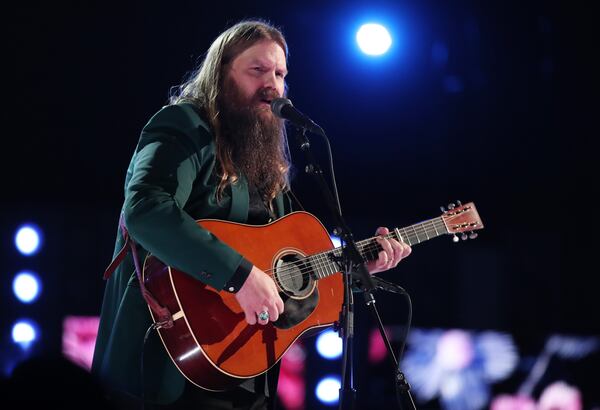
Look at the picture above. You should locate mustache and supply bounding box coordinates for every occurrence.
[255,87,281,103]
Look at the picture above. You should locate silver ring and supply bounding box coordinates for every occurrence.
[258,311,270,321]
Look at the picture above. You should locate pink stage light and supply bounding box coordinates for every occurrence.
[62,316,100,370]
[277,342,306,410]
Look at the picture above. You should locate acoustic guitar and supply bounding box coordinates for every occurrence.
[142,202,484,391]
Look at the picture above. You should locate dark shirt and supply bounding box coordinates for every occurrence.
[247,183,276,225]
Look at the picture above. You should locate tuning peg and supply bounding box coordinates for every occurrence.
[452,235,459,243]
[440,206,446,212]
[469,232,478,239]
[461,233,468,241]
[456,200,462,206]
[448,203,456,210]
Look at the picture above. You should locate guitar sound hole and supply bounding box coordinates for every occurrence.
[275,253,315,299]
[273,251,319,330]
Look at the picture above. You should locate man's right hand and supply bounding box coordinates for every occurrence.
[234,265,284,325]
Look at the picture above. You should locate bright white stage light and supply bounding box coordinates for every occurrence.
[316,329,343,359]
[356,23,392,56]
[13,271,41,303]
[15,224,43,256]
[12,320,38,348]
[315,376,341,404]
[329,235,342,248]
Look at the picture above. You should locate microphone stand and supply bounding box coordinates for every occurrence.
[292,127,416,410]
[357,276,417,410]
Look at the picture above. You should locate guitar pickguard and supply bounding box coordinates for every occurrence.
[273,289,319,329]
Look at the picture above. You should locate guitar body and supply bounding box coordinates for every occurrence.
[142,211,344,391]
[140,201,484,391]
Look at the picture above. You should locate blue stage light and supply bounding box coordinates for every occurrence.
[13,271,42,303]
[356,23,392,56]
[14,224,43,256]
[329,235,341,248]
[315,376,341,405]
[11,320,39,349]
[316,329,343,360]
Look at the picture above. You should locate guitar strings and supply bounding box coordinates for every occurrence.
[263,217,452,284]
[265,218,448,282]
[265,211,479,284]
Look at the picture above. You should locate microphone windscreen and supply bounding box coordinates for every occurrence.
[270,98,292,118]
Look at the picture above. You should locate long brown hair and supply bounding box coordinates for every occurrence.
[170,20,291,200]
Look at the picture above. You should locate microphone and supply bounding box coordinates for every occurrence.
[271,98,325,136]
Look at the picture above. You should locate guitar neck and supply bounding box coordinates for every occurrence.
[311,216,448,280]
[359,216,449,255]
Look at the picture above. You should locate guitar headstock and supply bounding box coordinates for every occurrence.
[440,201,484,242]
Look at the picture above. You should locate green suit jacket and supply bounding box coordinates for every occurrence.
[92,103,291,404]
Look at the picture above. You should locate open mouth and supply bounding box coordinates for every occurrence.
[256,89,278,109]
[257,99,273,110]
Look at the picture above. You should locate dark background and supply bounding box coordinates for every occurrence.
[2,0,596,408]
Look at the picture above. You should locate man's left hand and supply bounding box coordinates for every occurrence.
[366,227,412,274]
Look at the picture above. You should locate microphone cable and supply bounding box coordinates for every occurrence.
[140,322,158,410]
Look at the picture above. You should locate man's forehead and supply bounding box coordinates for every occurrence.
[237,41,287,67]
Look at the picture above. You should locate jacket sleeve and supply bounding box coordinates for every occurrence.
[122,105,248,290]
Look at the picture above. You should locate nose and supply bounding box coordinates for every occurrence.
[262,74,276,90]
[263,71,282,96]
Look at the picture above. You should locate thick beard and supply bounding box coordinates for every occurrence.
[218,79,286,198]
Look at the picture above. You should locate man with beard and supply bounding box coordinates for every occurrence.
[92,20,411,410]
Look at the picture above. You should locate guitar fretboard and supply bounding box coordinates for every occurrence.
[308,216,449,279]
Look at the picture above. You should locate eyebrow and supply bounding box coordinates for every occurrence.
[250,58,288,75]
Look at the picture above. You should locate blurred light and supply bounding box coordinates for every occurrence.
[538,381,582,410]
[440,374,464,399]
[547,335,600,359]
[402,328,518,409]
[315,376,341,405]
[356,23,392,56]
[278,344,306,410]
[437,330,475,370]
[368,328,389,363]
[13,271,42,303]
[62,316,100,370]
[316,329,343,360]
[490,394,536,410]
[329,235,341,248]
[12,320,39,349]
[15,224,43,256]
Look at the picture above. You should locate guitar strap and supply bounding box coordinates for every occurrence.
[103,214,174,329]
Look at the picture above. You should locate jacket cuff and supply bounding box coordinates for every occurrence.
[223,258,253,293]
